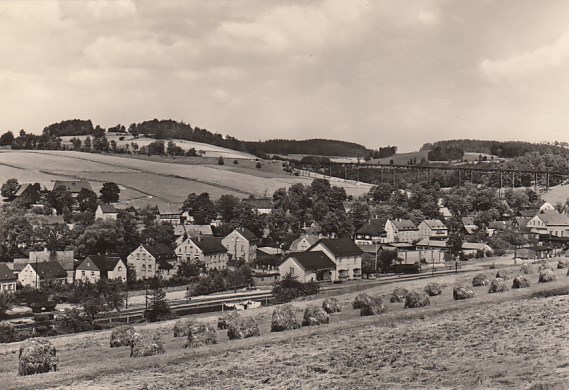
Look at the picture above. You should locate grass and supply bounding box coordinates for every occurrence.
[0,150,372,208]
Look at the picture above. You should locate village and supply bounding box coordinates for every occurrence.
[0,174,568,319]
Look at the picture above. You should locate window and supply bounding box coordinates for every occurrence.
[81,271,85,277]
[290,267,294,275]
[118,266,122,272]
[91,271,95,277]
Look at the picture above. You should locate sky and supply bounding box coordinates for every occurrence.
[1,0,569,152]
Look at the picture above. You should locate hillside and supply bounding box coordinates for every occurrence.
[0,150,372,208]
[2,259,569,389]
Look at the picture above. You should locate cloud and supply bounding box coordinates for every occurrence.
[480,32,569,82]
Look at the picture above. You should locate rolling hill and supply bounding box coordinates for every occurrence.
[0,150,372,208]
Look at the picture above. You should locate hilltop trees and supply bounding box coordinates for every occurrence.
[0,131,14,146]
[1,178,19,200]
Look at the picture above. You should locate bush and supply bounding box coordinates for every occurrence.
[255,162,262,169]
[217,156,225,165]
[233,160,238,165]
[272,273,320,304]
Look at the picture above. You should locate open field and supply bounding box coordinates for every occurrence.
[60,135,257,160]
[0,150,372,207]
[3,259,569,389]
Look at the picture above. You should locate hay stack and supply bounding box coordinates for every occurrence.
[495,269,508,280]
[322,297,341,313]
[352,293,372,309]
[271,305,301,332]
[217,311,241,330]
[173,318,195,337]
[360,295,386,316]
[185,322,218,348]
[519,263,533,274]
[18,338,57,376]
[512,275,530,289]
[453,286,474,300]
[404,291,430,308]
[302,306,330,326]
[558,259,568,269]
[488,278,508,293]
[539,268,556,283]
[472,274,490,287]
[390,287,409,303]
[227,317,261,340]
[110,325,136,348]
[424,283,442,296]
[131,333,165,358]
[538,262,552,272]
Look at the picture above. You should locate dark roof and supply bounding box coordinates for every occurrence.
[391,220,417,231]
[235,227,257,241]
[356,219,387,235]
[142,244,175,260]
[53,180,92,193]
[312,238,363,257]
[98,204,117,213]
[254,254,282,267]
[83,255,122,271]
[30,261,68,279]
[157,260,175,270]
[286,251,336,272]
[0,263,16,282]
[518,209,538,217]
[192,237,227,255]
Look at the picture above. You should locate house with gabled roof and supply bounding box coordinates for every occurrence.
[222,228,258,262]
[385,219,419,243]
[278,251,337,283]
[0,263,17,292]
[308,238,363,280]
[527,210,569,237]
[127,243,177,280]
[19,261,68,288]
[289,234,320,252]
[75,255,127,283]
[243,198,274,215]
[354,219,387,245]
[95,204,118,220]
[175,236,228,271]
[417,219,448,241]
[539,201,556,213]
[23,249,76,283]
[157,204,182,225]
[174,224,214,246]
[461,217,479,236]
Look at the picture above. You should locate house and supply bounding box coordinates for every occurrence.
[308,238,363,280]
[243,198,274,215]
[439,206,452,220]
[539,201,556,213]
[174,224,213,246]
[461,242,493,257]
[175,236,228,271]
[461,217,479,235]
[518,208,539,218]
[415,239,448,250]
[0,263,17,292]
[278,251,337,283]
[75,255,127,283]
[127,244,177,280]
[385,219,419,243]
[527,211,569,237]
[52,180,93,197]
[222,228,258,262]
[157,205,182,225]
[289,234,320,252]
[19,261,68,288]
[417,219,448,241]
[252,254,281,286]
[25,250,75,283]
[95,204,118,220]
[486,221,512,236]
[354,219,388,245]
[13,183,43,203]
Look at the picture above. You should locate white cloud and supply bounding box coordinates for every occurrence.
[480,32,569,82]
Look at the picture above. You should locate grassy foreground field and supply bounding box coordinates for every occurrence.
[3,260,569,389]
[0,150,372,207]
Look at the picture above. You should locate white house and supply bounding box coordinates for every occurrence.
[385,219,419,243]
[95,204,118,220]
[417,219,448,241]
[0,264,17,292]
[527,211,569,237]
[127,243,177,280]
[278,251,336,283]
[539,201,556,213]
[308,238,363,280]
[222,228,258,262]
[18,261,68,288]
[354,219,388,245]
[175,236,228,271]
[75,255,127,283]
[157,205,182,225]
[289,234,320,252]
